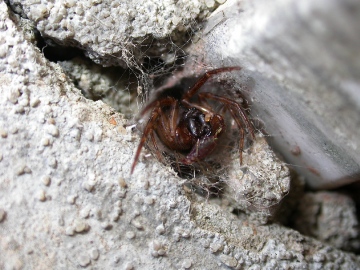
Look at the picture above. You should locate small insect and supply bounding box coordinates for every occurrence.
[131,67,255,174]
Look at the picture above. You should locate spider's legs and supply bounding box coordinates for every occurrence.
[131,106,162,174]
[198,92,255,165]
[228,108,245,164]
[199,92,255,138]
[131,97,176,174]
[150,130,162,162]
[182,67,241,101]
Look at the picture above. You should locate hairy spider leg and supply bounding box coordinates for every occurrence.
[169,99,179,139]
[131,97,176,174]
[228,107,245,164]
[150,130,162,162]
[131,106,161,174]
[198,92,256,165]
[182,66,242,101]
[210,104,244,162]
[139,98,162,117]
[198,92,255,139]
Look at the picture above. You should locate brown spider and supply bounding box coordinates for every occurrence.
[131,67,255,174]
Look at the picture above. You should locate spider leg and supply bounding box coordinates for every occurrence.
[181,89,217,117]
[131,105,162,174]
[150,130,162,162]
[131,97,175,173]
[198,92,255,165]
[228,107,245,165]
[198,92,255,139]
[169,99,179,139]
[182,67,241,101]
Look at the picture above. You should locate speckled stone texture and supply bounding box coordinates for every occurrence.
[1,1,360,270]
[293,191,360,252]
[6,0,218,67]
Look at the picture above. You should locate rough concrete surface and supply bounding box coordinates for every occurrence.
[293,191,360,252]
[6,0,219,67]
[1,1,360,270]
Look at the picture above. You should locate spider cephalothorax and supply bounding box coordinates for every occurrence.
[131,67,255,174]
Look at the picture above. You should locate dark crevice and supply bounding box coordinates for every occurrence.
[35,35,84,62]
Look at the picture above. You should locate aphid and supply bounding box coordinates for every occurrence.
[131,67,255,174]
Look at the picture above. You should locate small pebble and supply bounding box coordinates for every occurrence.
[101,222,113,230]
[23,166,32,174]
[205,0,215,8]
[126,231,135,239]
[155,224,165,235]
[10,127,18,134]
[110,208,121,221]
[16,165,26,176]
[80,208,90,218]
[144,196,154,205]
[38,190,46,201]
[41,138,50,146]
[82,181,95,192]
[182,230,190,238]
[0,129,8,138]
[118,189,127,198]
[46,125,59,137]
[157,249,166,256]
[168,200,177,208]
[152,240,162,251]
[151,251,159,258]
[43,105,52,113]
[19,98,29,107]
[220,254,237,268]
[47,118,56,125]
[125,263,134,270]
[65,226,75,236]
[131,219,143,230]
[67,195,77,204]
[89,248,99,260]
[74,220,89,233]
[8,89,20,104]
[48,157,57,168]
[78,254,91,267]
[30,98,40,107]
[210,242,223,253]
[84,132,93,141]
[182,259,192,269]
[42,176,51,186]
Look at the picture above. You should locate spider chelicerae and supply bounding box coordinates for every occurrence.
[131,67,255,174]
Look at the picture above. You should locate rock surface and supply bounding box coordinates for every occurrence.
[1,1,360,269]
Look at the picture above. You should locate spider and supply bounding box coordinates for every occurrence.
[131,67,255,174]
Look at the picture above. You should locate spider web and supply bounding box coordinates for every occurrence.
[54,3,293,223]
